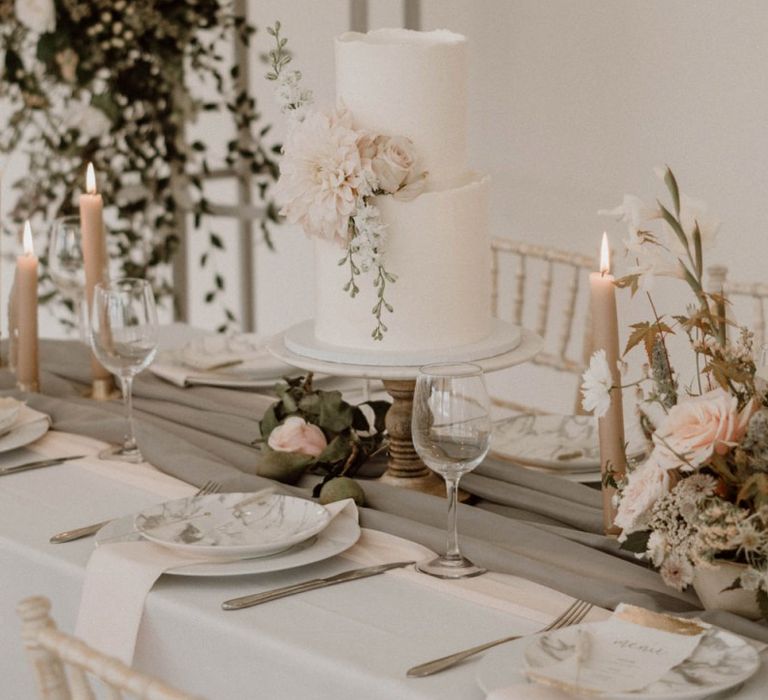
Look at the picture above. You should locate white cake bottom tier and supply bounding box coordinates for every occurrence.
[314,174,491,352]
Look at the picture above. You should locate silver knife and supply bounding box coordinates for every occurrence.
[0,455,86,477]
[222,560,415,610]
[50,519,111,544]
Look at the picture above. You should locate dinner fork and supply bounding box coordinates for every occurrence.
[406,598,593,678]
[49,480,223,544]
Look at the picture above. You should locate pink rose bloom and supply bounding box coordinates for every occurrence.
[615,454,670,535]
[652,388,757,472]
[268,416,327,458]
[370,135,417,194]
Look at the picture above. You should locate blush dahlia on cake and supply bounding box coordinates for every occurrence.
[268,25,494,356]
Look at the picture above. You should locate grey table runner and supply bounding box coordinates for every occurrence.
[7,339,768,642]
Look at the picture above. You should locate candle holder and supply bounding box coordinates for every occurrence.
[84,376,120,401]
[16,379,39,393]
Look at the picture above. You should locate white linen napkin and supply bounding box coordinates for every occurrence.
[150,334,294,387]
[0,404,51,450]
[0,397,22,432]
[74,498,359,664]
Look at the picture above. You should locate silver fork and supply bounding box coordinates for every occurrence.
[406,598,593,678]
[49,480,223,544]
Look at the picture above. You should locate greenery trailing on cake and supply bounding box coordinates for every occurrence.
[266,22,427,340]
[0,0,280,328]
[255,373,389,504]
[582,167,768,617]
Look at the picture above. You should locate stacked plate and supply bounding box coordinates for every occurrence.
[490,413,646,482]
[0,398,50,453]
[96,492,361,577]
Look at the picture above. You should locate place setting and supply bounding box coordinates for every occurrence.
[3,4,768,700]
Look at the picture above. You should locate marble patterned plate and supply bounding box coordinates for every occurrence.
[477,622,759,700]
[134,493,331,560]
[96,505,361,577]
[491,414,646,472]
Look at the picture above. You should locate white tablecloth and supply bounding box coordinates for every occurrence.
[2,431,768,699]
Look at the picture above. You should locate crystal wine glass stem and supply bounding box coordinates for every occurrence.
[120,374,138,451]
[444,473,462,561]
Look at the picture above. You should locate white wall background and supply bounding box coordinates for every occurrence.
[2,0,767,408]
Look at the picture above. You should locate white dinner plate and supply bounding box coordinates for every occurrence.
[476,622,759,700]
[134,493,331,560]
[96,504,361,577]
[491,414,646,472]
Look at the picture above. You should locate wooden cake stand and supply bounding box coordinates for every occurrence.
[267,325,543,497]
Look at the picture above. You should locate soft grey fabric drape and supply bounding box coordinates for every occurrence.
[7,339,767,642]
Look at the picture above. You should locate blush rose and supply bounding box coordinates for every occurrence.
[653,388,757,472]
[268,416,327,458]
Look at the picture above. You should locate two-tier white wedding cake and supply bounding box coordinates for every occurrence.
[276,28,521,365]
[314,29,492,353]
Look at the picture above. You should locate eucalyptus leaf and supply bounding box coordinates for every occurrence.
[316,434,352,466]
[317,391,354,432]
[619,530,651,555]
[258,405,280,440]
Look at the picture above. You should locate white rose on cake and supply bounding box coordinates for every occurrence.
[371,135,416,193]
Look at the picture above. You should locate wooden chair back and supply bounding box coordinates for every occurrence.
[17,596,204,700]
[490,237,596,413]
[708,265,768,346]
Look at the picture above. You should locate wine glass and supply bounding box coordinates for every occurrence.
[412,363,492,578]
[48,216,88,340]
[90,278,158,463]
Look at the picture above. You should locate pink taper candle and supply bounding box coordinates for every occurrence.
[589,233,627,535]
[16,221,39,391]
[79,163,112,383]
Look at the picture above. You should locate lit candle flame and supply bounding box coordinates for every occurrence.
[600,232,610,276]
[23,220,34,256]
[86,162,97,195]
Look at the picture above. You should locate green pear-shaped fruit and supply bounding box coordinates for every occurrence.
[318,476,365,506]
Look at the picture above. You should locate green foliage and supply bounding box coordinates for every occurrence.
[256,374,389,493]
[619,530,651,554]
[0,1,280,330]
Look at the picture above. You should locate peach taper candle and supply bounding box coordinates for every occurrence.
[79,163,115,399]
[589,232,627,535]
[16,221,39,392]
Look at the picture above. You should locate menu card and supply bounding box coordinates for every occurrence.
[526,604,706,695]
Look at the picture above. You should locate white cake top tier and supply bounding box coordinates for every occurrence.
[335,28,468,189]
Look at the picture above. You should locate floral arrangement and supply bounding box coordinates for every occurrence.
[256,374,390,503]
[583,167,768,617]
[265,23,427,340]
[0,0,280,328]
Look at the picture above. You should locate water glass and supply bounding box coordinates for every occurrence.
[48,216,88,340]
[90,278,158,463]
[412,363,492,578]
